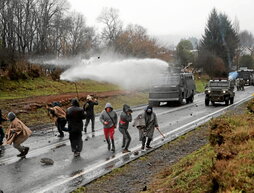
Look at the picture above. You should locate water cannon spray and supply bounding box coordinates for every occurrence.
[228,71,238,80]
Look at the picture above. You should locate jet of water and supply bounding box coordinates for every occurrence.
[60,56,169,90]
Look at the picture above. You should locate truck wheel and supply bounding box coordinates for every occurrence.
[230,97,234,104]
[179,95,183,105]
[205,98,209,106]
[225,99,229,106]
[189,94,194,103]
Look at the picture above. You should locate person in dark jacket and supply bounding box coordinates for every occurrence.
[83,95,98,133]
[47,102,66,138]
[100,103,118,152]
[0,109,7,146]
[133,106,159,150]
[66,98,86,157]
[118,104,133,153]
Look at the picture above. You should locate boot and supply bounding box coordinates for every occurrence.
[57,133,64,138]
[106,138,111,151]
[146,138,152,149]
[111,139,115,152]
[23,147,29,156]
[17,147,30,157]
[122,149,131,153]
[141,137,146,150]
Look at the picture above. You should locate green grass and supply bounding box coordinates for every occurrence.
[0,75,209,99]
[195,78,208,93]
[0,77,120,99]
[147,144,215,193]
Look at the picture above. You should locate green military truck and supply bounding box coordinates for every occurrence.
[205,79,235,106]
[149,72,196,106]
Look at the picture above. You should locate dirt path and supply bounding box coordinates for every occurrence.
[0,90,128,113]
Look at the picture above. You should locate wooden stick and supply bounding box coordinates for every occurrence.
[156,127,165,138]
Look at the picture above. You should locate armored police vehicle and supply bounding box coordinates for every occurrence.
[237,67,254,85]
[149,72,196,106]
[205,79,235,106]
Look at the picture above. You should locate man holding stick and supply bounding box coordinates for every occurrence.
[133,106,161,150]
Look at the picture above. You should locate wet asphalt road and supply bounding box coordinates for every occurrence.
[0,87,254,193]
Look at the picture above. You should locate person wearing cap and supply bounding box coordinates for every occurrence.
[100,103,118,152]
[5,112,32,157]
[133,106,159,150]
[118,104,133,153]
[0,110,7,147]
[66,98,86,157]
[47,102,66,138]
[83,95,98,134]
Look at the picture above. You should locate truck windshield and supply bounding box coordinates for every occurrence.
[152,74,180,86]
[209,82,229,87]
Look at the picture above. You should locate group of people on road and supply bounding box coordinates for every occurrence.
[98,102,160,153]
[0,94,160,158]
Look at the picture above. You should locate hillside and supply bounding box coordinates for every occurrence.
[0,77,147,127]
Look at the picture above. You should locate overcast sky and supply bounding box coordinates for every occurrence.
[69,0,254,43]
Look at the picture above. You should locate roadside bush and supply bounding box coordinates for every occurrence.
[7,66,28,80]
[209,119,231,146]
[50,68,62,81]
[247,98,254,113]
[28,66,41,78]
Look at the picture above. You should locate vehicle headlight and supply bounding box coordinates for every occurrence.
[206,90,211,93]
[223,90,226,93]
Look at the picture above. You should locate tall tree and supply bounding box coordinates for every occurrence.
[199,8,239,76]
[176,39,194,68]
[97,7,123,48]
[239,55,254,68]
[239,30,254,56]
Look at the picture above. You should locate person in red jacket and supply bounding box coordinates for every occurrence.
[99,103,118,152]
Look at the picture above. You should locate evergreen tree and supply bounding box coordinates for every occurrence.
[176,40,194,67]
[199,9,239,76]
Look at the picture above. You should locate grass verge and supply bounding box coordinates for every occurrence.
[145,100,254,193]
[0,77,120,99]
[195,74,209,93]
